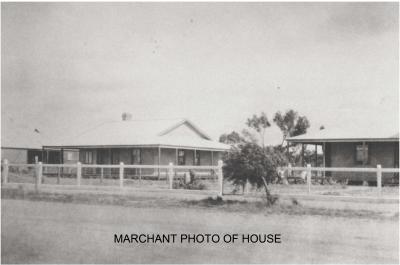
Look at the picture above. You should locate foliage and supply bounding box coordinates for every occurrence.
[219,110,309,205]
[273,109,310,145]
[245,112,271,148]
[223,142,287,205]
[219,131,246,146]
[173,171,207,190]
[184,181,207,190]
[240,129,258,144]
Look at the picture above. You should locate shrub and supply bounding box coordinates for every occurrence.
[223,143,287,206]
[173,179,207,190]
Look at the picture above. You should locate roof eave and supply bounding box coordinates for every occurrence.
[43,144,230,152]
[287,138,400,143]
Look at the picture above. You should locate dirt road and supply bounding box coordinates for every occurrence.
[2,199,398,263]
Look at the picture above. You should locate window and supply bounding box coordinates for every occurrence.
[178,150,185,165]
[355,143,368,164]
[132,149,141,164]
[84,151,93,164]
[194,151,200,165]
[66,151,78,161]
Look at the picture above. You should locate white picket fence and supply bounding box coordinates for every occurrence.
[1,159,224,196]
[281,164,400,196]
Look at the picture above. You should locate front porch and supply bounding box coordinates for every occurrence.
[42,146,223,166]
[41,145,224,179]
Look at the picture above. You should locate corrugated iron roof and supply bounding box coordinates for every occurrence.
[287,124,399,143]
[44,118,231,151]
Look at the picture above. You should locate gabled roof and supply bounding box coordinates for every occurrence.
[158,119,211,140]
[45,118,230,151]
[287,125,399,143]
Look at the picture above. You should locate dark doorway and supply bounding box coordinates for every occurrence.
[27,150,42,163]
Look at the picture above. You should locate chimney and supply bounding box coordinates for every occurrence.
[122,112,132,121]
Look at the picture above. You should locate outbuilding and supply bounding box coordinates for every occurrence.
[286,126,399,183]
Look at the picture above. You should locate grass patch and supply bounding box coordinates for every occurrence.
[183,196,394,220]
[2,187,396,220]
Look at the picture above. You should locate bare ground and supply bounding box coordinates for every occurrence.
[1,191,399,264]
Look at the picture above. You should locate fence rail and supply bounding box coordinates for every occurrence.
[2,160,398,198]
[280,164,399,196]
[1,159,224,196]
[286,166,400,173]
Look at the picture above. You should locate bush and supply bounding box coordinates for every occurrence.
[223,143,287,206]
[173,178,207,190]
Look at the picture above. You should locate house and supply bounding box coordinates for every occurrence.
[1,126,44,164]
[286,125,399,183]
[42,118,230,169]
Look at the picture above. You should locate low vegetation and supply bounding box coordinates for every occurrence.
[2,187,397,220]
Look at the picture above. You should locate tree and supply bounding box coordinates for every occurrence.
[245,112,271,148]
[219,131,246,146]
[223,142,287,205]
[273,110,310,145]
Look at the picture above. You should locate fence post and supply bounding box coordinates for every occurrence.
[288,163,292,178]
[77,162,82,186]
[306,164,312,195]
[35,162,42,191]
[119,162,124,188]
[57,167,61,184]
[168,162,174,190]
[3,159,9,184]
[217,160,223,197]
[377,164,382,197]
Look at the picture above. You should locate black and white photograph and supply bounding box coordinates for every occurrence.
[1,1,399,264]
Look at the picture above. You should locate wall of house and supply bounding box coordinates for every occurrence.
[327,141,398,182]
[213,152,224,165]
[96,149,111,164]
[118,149,131,164]
[2,148,48,164]
[62,150,79,164]
[199,150,212,165]
[157,148,223,166]
[1,148,28,163]
[141,148,157,165]
[69,147,225,167]
[185,150,194,165]
[197,150,223,166]
[160,149,176,165]
[79,149,97,164]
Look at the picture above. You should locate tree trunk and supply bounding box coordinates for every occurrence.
[261,176,277,206]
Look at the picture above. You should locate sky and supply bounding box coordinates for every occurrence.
[1,2,399,145]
